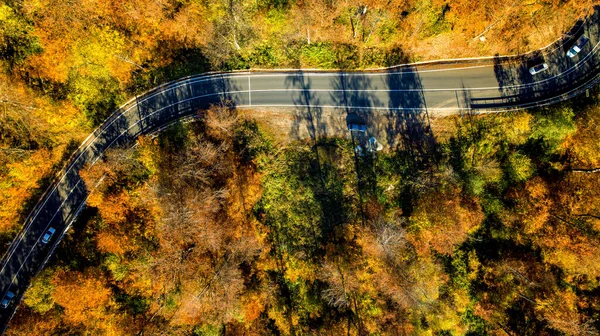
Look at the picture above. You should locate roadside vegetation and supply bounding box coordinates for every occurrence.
[1,1,600,334]
[7,93,600,334]
[0,0,593,248]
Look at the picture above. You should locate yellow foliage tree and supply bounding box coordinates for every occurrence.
[51,270,111,326]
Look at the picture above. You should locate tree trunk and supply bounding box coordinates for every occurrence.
[570,167,600,173]
[232,31,241,51]
[350,16,357,39]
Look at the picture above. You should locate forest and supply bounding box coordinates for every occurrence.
[7,97,600,335]
[0,0,593,245]
[0,0,599,335]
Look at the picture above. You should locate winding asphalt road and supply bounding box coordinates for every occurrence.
[1,6,600,333]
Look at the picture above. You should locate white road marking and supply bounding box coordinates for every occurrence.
[3,180,82,298]
[244,87,497,93]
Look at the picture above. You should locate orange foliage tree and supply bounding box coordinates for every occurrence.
[408,184,484,255]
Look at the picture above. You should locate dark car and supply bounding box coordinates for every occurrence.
[1,291,15,309]
[348,123,367,132]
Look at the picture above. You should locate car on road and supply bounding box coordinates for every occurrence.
[567,35,589,58]
[529,62,549,75]
[1,292,14,309]
[41,227,56,244]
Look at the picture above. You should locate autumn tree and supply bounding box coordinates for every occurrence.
[536,288,599,335]
[23,268,55,314]
[0,4,41,67]
[51,269,112,327]
[409,183,484,255]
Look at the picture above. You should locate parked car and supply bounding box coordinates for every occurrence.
[567,35,589,58]
[348,123,367,132]
[41,227,56,244]
[1,291,15,309]
[529,62,549,75]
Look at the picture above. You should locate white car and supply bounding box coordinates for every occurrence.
[567,35,589,58]
[529,63,549,75]
[41,227,56,244]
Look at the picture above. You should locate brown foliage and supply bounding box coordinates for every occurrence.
[5,310,61,336]
[510,177,552,234]
[409,185,484,255]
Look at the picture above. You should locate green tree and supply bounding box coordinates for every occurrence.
[0,4,41,66]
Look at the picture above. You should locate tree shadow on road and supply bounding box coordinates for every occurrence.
[384,68,437,168]
[285,71,331,142]
[135,75,243,139]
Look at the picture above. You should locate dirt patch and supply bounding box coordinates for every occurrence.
[239,107,458,152]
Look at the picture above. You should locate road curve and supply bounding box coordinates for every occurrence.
[1,6,600,333]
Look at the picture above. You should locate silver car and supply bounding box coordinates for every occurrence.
[1,291,14,309]
[41,227,56,244]
[529,63,549,75]
[567,35,589,58]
